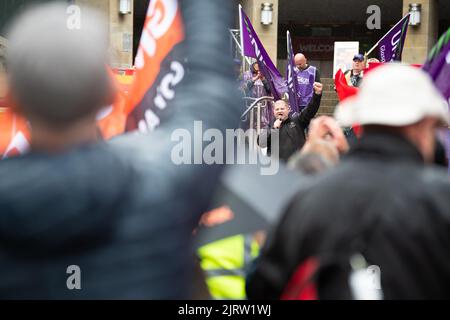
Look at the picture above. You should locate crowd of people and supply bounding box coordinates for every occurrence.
[0,1,449,300]
[247,64,450,299]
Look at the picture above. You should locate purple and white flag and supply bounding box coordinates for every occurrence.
[286,30,300,114]
[239,5,287,101]
[377,14,410,63]
[423,28,450,173]
[423,28,450,101]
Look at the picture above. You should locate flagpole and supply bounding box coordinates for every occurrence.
[238,4,246,72]
[238,5,244,57]
[286,30,290,61]
[366,41,380,57]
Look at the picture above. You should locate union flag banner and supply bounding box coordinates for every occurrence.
[125,0,185,133]
[1,0,186,149]
[286,31,300,114]
[240,5,287,101]
[98,0,185,138]
[375,14,410,63]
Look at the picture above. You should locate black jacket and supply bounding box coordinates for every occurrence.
[247,132,450,299]
[0,0,239,299]
[258,93,322,162]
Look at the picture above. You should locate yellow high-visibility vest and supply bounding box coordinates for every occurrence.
[197,234,260,300]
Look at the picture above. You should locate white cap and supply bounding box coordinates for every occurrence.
[335,64,449,127]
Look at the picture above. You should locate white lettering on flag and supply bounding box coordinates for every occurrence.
[2,132,30,159]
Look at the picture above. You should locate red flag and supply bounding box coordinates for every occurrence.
[334,69,358,102]
[97,0,185,138]
[125,0,185,133]
[334,69,361,136]
[2,1,186,146]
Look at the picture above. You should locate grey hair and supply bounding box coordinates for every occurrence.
[6,3,115,126]
[287,152,333,175]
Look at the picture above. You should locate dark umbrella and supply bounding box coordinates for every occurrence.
[194,161,311,248]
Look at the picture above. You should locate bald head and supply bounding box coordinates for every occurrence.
[6,3,115,127]
[294,53,307,70]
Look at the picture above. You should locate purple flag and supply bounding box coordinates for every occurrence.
[378,14,410,63]
[286,31,300,114]
[448,129,450,174]
[423,28,450,101]
[239,5,287,100]
[423,28,450,174]
[447,128,450,174]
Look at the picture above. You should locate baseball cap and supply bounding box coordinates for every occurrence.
[334,64,449,127]
[353,54,365,62]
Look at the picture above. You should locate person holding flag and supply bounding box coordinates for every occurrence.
[294,53,321,110]
[245,62,271,98]
[344,54,365,88]
[0,0,240,299]
[239,5,287,102]
[244,62,272,128]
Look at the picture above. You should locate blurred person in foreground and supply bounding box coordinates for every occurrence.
[258,82,323,162]
[247,64,450,299]
[0,1,239,299]
[287,116,349,175]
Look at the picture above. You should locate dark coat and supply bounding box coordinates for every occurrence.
[0,0,240,299]
[247,132,450,299]
[258,93,322,162]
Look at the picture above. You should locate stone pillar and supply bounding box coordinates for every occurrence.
[240,0,279,63]
[75,0,133,69]
[109,0,134,68]
[402,0,438,64]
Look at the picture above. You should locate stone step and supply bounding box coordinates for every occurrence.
[320,78,334,85]
[321,94,339,101]
[322,93,337,97]
[317,112,334,117]
[318,105,336,112]
[321,84,336,91]
[321,98,339,105]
